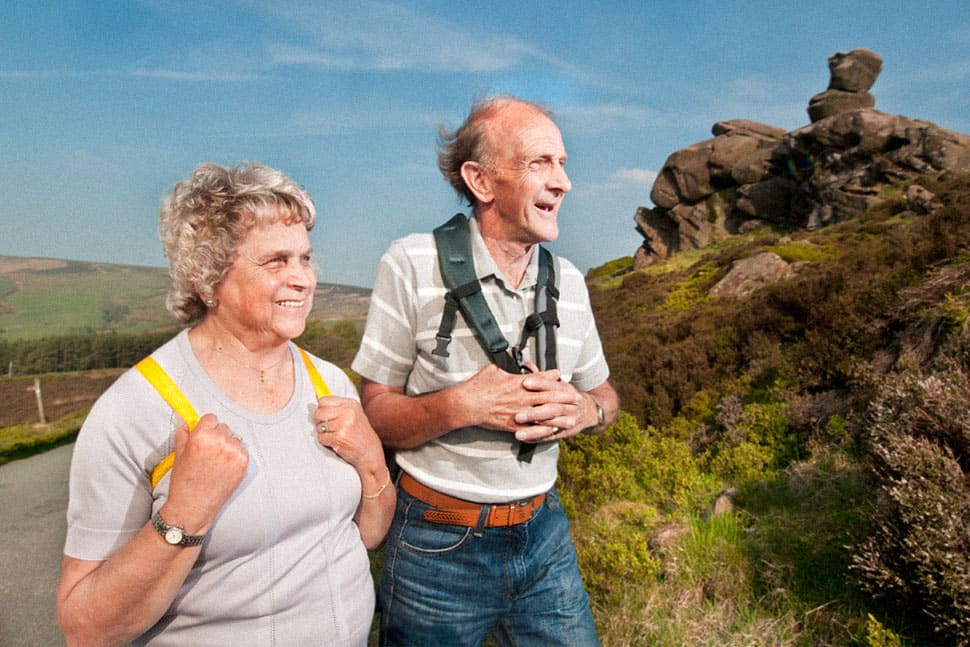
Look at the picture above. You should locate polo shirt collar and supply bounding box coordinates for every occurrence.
[468,215,540,290]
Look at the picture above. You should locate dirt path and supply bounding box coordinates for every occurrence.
[0,444,71,646]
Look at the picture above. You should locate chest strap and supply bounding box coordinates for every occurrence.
[137,346,330,490]
[431,213,560,462]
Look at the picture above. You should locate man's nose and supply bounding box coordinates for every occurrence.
[550,163,571,194]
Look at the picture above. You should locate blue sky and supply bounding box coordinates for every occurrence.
[1,1,968,288]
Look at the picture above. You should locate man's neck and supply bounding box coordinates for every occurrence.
[475,213,535,289]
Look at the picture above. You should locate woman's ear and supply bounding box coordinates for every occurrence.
[460,161,494,205]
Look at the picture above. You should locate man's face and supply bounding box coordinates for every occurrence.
[483,106,571,246]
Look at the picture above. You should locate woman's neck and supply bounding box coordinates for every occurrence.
[188,323,295,413]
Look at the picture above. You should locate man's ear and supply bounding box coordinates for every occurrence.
[460,161,493,205]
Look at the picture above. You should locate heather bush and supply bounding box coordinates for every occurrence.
[852,363,970,645]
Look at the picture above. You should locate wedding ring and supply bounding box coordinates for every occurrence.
[318,421,329,434]
[550,427,560,438]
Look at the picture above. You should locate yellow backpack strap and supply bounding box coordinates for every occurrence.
[135,356,200,490]
[138,348,329,490]
[297,346,332,398]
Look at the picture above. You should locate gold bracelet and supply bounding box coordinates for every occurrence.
[362,468,392,499]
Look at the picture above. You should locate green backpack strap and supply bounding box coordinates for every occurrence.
[432,213,520,373]
[516,246,559,372]
[138,345,330,490]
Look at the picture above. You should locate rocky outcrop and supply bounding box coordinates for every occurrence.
[634,49,970,270]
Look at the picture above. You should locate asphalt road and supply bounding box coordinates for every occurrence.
[0,444,72,647]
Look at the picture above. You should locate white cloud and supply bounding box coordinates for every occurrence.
[0,68,265,82]
[559,103,664,124]
[611,168,658,187]
[263,0,541,73]
[913,59,970,83]
[128,68,266,82]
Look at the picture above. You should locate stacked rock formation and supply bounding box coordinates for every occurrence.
[807,49,882,122]
[634,49,970,269]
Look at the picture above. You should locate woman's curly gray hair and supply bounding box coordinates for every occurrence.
[159,162,316,325]
[436,95,553,206]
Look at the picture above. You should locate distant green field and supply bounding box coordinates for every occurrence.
[0,258,172,341]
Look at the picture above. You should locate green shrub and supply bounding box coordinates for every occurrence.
[558,411,716,514]
[700,398,800,483]
[0,409,86,465]
[559,412,719,603]
[572,501,662,602]
[865,613,903,647]
[658,264,717,312]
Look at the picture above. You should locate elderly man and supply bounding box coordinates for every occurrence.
[352,95,618,645]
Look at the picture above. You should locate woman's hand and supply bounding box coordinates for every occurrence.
[314,397,394,549]
[313,397,384,470]
[165,413,250,535]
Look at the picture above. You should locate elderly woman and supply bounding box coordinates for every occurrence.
[56,162,394,646]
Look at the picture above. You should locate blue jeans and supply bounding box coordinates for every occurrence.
[378,485,600,646]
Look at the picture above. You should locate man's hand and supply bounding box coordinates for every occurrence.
[511,370,596,442]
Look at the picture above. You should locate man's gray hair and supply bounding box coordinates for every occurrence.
[436,95,553,206]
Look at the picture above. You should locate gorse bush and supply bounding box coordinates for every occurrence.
[559,411,717,515]
[558,411,720,602]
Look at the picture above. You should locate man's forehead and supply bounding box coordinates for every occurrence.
[486,108,564,154]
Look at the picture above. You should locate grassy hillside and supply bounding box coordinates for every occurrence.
[0,256,370,341]
[558,169,970,645]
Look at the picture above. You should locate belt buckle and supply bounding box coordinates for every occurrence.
[508,498,533,524]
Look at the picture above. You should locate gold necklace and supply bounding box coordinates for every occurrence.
[215,345,290,384]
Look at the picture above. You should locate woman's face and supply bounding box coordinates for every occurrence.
[211,218,315,348]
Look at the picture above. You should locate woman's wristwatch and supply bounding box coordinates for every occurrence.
[152,510,206,547]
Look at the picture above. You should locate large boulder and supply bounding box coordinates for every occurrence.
[807,89,876,123]
[709,253,793,298]
[651,120,787,209]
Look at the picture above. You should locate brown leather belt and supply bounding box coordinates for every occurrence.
[399,472,546,528]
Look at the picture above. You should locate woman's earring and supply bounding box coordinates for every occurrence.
[205,297,214,307]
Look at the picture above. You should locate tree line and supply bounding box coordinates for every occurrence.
[0,320,363,377]
[0,330,177,376]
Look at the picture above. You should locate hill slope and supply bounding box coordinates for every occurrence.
[0,256,370,341]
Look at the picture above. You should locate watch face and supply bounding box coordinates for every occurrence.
[164,527,184,545]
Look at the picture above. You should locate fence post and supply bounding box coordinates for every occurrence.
[34,377,47,424]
